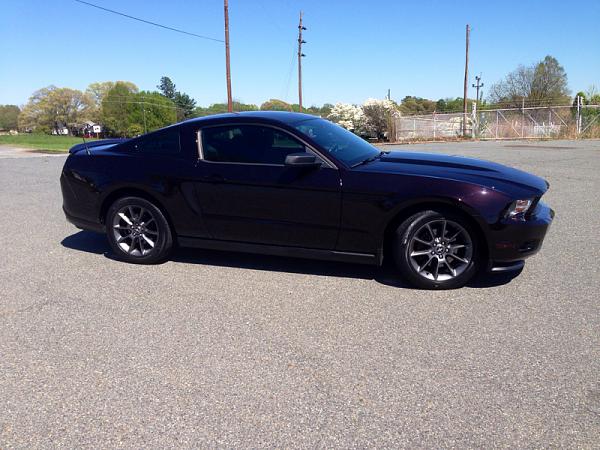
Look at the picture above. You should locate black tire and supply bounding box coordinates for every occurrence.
[393,209,480,289]
[106,196,173,264]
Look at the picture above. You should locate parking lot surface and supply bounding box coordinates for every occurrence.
[1,140,599,447]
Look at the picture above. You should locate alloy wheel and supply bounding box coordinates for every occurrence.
[111,205,160,257]
[408,219,473,282]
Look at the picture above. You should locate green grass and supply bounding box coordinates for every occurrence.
[0,134,98,152]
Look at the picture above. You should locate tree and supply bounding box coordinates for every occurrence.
[435,97,466,113]
[157,76,198,121]
[0,105,20,130]
[173,92,196,121]
[101,83,177,137]
[157,76,177,100]
[327,103,365,132]
[18,86,94,134]
[362,98,399,139]
[129,91,177,135]
[193,101,258,117]
[319,103,334,117]
[86,81,138,123]
[489,55,570,107]
[260,99,293,111]
[86,81,137,106]
[399,96,436,115]
[587,86,600,104]
[100,82,138,137]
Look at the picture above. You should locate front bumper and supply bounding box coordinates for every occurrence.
[487,201,554,267]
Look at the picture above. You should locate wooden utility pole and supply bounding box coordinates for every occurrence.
[224,0,233,112]
[297,11,306,112]
[462,24,470,137]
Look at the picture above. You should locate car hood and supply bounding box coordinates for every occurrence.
[359,151,549,197]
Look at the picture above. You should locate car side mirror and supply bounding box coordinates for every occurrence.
[284,152,321,168]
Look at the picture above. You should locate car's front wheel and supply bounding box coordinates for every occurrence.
[106,196,173,264]
[394,210,480,289]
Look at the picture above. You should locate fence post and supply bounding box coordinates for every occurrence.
[472,102,477,138]
[576,95,581,136]
[495,110,499,139]
[521,98,525,138]
[433,113,436,139]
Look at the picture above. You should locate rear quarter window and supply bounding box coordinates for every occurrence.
[135,129,181,155]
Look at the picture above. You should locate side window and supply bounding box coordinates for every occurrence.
[135,129,180,155]
[201,125,306,165]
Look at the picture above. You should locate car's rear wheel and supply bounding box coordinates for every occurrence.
[394,210,479,289]
[106,196,173,264]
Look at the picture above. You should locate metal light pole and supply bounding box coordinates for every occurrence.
[297,11,306,112]
[472,75,483,107]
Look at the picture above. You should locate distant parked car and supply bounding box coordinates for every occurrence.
[61,112,554,289]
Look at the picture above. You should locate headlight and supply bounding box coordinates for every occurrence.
[506,199,533,218]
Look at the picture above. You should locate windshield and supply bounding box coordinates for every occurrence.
[293,118,380,167]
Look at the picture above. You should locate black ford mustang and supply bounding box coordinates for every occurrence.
[61,112,554,289]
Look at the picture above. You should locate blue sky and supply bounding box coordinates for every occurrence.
[1,0,598,107]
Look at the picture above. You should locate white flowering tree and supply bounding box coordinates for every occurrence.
[361,98,400,140]
[327,103,366,133]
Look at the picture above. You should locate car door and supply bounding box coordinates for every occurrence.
[192,123,341,249]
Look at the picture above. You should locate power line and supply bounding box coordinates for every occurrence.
[281,41,297,101]
[73,0,224,43]
[101,100,184,111]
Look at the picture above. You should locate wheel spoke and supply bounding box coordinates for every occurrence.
[418,255,434,272]
[118,212,133,226]
[450,244,467,250]
[414,237,432,245]
[451,254,469,264]
[144,229,158,236]
[139,208,148,222]
[128,237,137,253]
[441,220,447,239]
[128,206,137,222]
[432,258,440,280]
[411,249,431,257]
[448,230,461,242]
[117,234,130,243]
[425,223,435,240]
[445,257,457,276]
[142,234,155,248]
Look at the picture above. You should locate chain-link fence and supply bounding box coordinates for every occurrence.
[393,105,600,141]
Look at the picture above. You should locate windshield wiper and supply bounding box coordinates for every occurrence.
[351,151,387,168]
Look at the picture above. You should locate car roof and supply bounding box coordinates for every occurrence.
[181,111,321,127]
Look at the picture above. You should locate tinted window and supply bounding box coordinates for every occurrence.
[201,125,305,164]
[135,129,180,155]
[293,118,379,167]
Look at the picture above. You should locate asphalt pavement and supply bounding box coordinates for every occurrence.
[1,140,599,447]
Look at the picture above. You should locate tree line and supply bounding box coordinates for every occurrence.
[1,55,595,137]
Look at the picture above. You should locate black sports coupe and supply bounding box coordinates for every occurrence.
[61,112,554,289]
